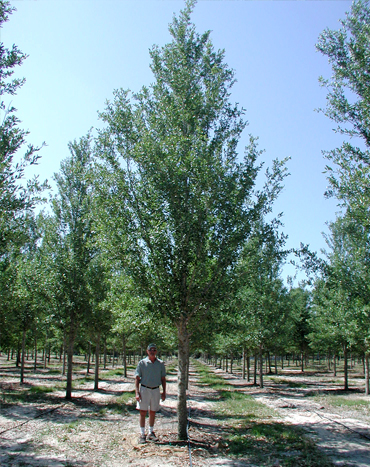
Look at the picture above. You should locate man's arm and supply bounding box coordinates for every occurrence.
[161,376,166,401]
[135,375,141,402]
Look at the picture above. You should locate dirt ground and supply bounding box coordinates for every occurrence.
[0,358,370,466]
[211,367,370,467]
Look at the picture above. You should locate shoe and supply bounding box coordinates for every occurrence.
[147,432,159,442]
[138,434,146,444]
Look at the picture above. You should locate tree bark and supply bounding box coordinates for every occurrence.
[34,334,37,373]
[253,352,257,385]
[87,342,91,375]
[66,321,77,400]
[259,345,264,388]
[365,352,369,396]
[247,353,250,382]
[94,333,101,391]
[177,317,189,440]
[242,346,246,379]
[62,332,67,376]
[123,335,127,378]
[343,343,349,391]
[20,328,26,384]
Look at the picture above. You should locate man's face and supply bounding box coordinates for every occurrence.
[147,348,157,358]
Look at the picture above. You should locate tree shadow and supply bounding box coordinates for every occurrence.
[0,439,88,466]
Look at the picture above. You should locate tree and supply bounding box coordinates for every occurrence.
[97,0,287,438]
[43,134,96,399]
[289,286,311,373]
[0,1,46,352]
[234,219,289,388]
[317,0,370,392]
[0,1,45,255]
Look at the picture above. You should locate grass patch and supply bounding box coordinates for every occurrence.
[314,395,370,410]
[193,361,227,391]
[269,378,307,388]
[217,390,276,421]
[29,385,54,394]
[328,397,370,408]
[1,385,57,404]
[48,368,62,375]
[106,391,136,414]
[225,422,333,466]
[102,368,125,377]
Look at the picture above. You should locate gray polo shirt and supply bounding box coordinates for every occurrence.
[135,357,166,387]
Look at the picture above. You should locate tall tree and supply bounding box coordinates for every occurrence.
[0,1,45,255]
[44,135,95,399]
[317,0,370,390]
[289,286,311,373]
[0,1,45,350]
[234,219,289,388]
[97,1,287,438]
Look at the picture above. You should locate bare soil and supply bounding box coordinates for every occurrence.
[0,357,369,466]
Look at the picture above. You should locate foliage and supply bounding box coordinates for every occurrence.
[0,1,46,256]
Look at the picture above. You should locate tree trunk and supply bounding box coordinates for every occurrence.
[66,322,77,400]
[177,317,189,440]
[186,349,190,390]
[34,334,37,373]
[103,338,107,370]
[274,354,277,375]
[301,351,304,373]
[259,345,264,388]
[62,332,67,376]
[253,352,257,385]
[16,339,20,368]
[123,335,127,378]
[87,342,91,375]
[333,352,337,377]
[94,333,101,391]
[267,351,272,374]
[20,328,26,384]
[343,343,349,391]
[365,352,369,396]
[242,346,246,379]
[247,353,250,382]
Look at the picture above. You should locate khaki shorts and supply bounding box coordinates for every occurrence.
[136,386,161,412]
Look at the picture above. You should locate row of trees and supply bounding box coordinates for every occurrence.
[1,0,369,438]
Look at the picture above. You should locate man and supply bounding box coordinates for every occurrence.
[135,343,166,443]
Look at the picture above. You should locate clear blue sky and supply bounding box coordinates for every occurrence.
[3,0,352,282]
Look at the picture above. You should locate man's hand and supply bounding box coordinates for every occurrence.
[135,392,141,402]
[161,392,166,402]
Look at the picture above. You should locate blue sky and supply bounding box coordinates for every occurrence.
[3,0,353,282]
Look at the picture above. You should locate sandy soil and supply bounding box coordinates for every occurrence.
[0,362,229,467]
[1,360,370,466]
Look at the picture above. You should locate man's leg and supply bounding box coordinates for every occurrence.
[139,410,147,431]
[147,389,160,441]
[148,410,156,428]
[138,410,147,443]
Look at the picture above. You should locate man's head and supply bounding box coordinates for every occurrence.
[147,343,157,360]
